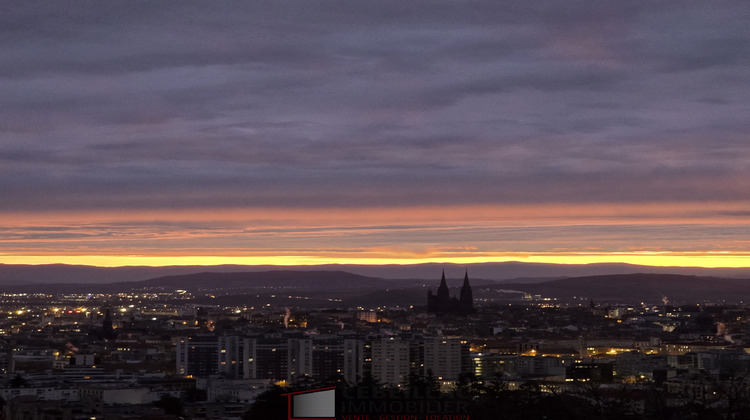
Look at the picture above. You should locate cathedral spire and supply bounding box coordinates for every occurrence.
[437,269,450,301]
[428,270,473,315]
[460,269,473,313]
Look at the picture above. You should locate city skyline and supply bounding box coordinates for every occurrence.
[2,2,750,268]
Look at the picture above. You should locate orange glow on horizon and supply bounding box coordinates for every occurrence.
[2,252,750,268]
[3,202,750,268]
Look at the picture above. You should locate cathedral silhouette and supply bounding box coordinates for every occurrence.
[427,270,473,314]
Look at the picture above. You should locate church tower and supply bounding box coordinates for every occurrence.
[436,270,450,302]
[427,270,473,315]
[459,270,473,313]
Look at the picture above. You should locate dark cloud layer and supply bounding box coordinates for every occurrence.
[2,1,750,211]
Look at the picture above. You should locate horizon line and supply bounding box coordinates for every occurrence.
[2,253,750,269]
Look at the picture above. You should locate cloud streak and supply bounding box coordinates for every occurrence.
[2,203,750,265]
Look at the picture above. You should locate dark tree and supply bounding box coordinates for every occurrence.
[153,394,183,416]
[8,374,29,388]
[243,386,288,420]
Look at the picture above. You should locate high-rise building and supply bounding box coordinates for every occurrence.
[218,336,247,379]
[288,338,313,382]
[176,335,219,377]
[181,333,366,384]
[422,337,464,381]
[343,339,364,384]
[252,337,289,381]
[102,308,115,341]
[371,337,411,385]
[312,337,345,382]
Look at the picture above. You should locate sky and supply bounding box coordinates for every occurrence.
[2,1,750,268]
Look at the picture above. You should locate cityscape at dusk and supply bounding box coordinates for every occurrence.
[2,2,750,420]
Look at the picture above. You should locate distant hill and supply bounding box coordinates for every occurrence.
[0,269,488,294]
[319,262,750,281]
[132,270,387,292]
[3,261,750,286]
[495,273,750,304]
[0,263,256,285]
